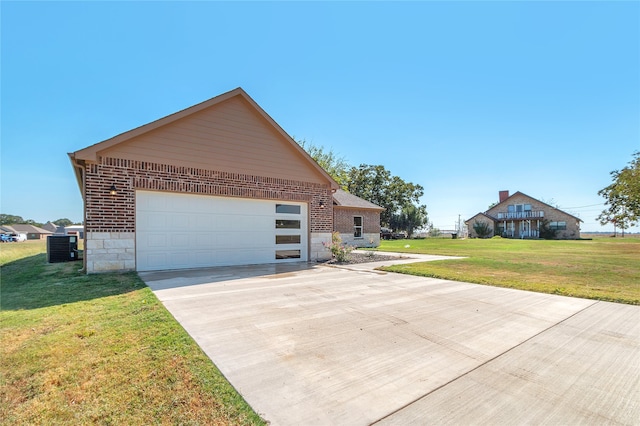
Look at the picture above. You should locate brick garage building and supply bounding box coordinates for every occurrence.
[70,88,380,273]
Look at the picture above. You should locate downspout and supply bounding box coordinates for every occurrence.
[69,153,87,273]
[81,162,87,273]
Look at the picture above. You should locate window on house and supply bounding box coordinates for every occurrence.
[550,221,567,230]
[276,250,301,259]
[276,235,301,244]
[276,219,300,229]
[354,216,363,238]
[276,204,301,214]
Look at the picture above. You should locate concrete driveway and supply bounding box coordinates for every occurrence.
[140,253,639,425]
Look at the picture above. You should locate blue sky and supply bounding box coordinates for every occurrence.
[2,1,639,232]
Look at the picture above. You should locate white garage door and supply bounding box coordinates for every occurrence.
[136,191,308,272]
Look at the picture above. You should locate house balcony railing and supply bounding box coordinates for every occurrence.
[496,211,544,220]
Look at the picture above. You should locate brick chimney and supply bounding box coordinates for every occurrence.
[499,190,509,203]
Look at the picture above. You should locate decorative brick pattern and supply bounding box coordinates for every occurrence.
[84,157,333,233]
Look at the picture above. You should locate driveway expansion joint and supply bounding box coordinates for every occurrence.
[369,300,601,425]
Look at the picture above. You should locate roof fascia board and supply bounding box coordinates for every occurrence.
[68,153,85,194]
[465,212,494,223]
[333,205,385,211]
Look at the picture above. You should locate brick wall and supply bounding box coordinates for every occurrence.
[333,207,381,248]
[333,208,381,234]
[83,156,334,272]
[84,157,333,233]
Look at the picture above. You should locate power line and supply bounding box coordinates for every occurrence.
[561,203,604,209]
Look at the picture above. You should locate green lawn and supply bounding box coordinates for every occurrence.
[0,241,265,425]
[377,237,640,305]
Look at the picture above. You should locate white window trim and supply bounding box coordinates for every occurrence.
[354,216,363,239]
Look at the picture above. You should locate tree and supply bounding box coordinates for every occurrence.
[296,142,429,229]
[539,219,557,240]
[53,218,73,227]
[597,151,640,236]
[429,227,442,237]
[347,164,425,227]
[296,139,350,188]
[390,205,428,238]
[0,214,25,225]
[473,221,493,238]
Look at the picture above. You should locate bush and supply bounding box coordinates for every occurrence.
[473,221,494,238]
[539,219,557,240]
[324,232,354,262]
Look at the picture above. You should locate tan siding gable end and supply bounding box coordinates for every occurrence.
[98,96,326,183]
[71,88,337,188]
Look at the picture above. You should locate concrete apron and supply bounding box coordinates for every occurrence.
[140,253,640,425]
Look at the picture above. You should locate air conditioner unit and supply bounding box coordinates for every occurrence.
[47,235,79,263]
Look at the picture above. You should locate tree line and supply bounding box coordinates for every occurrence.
[0,215,80,228]
[298,140,428,236]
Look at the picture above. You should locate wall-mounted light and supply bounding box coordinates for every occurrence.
[109,184,117,195]
[319,201,326,209]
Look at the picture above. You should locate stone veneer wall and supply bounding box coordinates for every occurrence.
[85,231,136,273]
[339,233,380,248]
[84,157,333,272]
[311,233,332,261]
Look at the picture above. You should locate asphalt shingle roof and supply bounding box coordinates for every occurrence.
[332,189,384,210]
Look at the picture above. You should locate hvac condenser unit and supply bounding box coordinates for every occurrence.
[47,235,79,263]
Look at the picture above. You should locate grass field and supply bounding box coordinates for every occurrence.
[0,241,265,425]
[2,236,637,422]
[377,236,640,305]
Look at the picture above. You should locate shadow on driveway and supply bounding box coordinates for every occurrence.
[139,261,317,291]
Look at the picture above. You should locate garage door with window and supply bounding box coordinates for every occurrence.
[136,191,307,271]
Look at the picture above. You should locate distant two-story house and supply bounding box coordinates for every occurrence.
[466,191,582,239]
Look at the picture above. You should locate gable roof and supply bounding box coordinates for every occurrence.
[495,191,582,222]
[69,87,339,190]
[1,224,52,234]
[42,222,59,233]
[464,212,494,224]
[332,189,384,211]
